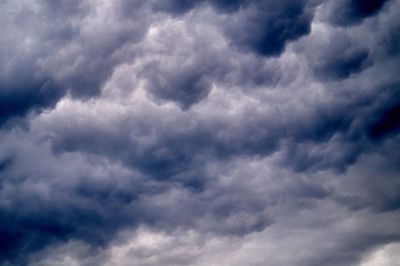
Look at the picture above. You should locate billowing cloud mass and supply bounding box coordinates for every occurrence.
[1,0,399,265]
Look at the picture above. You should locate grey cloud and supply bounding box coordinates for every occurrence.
[221,0,316,56]
[301,31,371,80]
[137,19,284,108]
[326,0,391,26]
[1,0,400,265]
[367,85,400,140]
[0,79,61,126]
[141,55,222,109]
[0,129,276,265]
[0,0,150,126]
[151,0,246,15]
[153,0,318,56]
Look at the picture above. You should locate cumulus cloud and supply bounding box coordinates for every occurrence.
[0,0,399,265]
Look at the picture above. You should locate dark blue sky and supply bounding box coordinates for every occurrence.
[1,0,399,265]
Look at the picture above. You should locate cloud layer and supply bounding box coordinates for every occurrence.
[1,0,399,265]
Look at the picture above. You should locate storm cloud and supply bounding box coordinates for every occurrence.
[1,0,400,265]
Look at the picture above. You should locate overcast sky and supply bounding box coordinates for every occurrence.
[1,0,400,265]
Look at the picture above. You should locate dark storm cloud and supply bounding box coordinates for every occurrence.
[1,1,79,126]
[1,0,400,265]
[332,138,400,212]
[327,0,391,26]
[307,36,370,80]
[153,0,318,56]
[34,0,400,189]
[151,0,245,15]
[367,86,400,140]
[317,48,369,80]
[0,79,61,126]
[0,134,275,265]
[47,109,281,188]
[0,0,316,123]
[280,80,400,173]
[0,0,149,126]
[140,54,224,109]
[138,21,284,108]
[0,147,139,263]
[295,24,374,81]
[45,75,396,185]
[0,147,142,264]
[221,0,317,56]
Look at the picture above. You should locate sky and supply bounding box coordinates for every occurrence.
[0,0,400,265]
